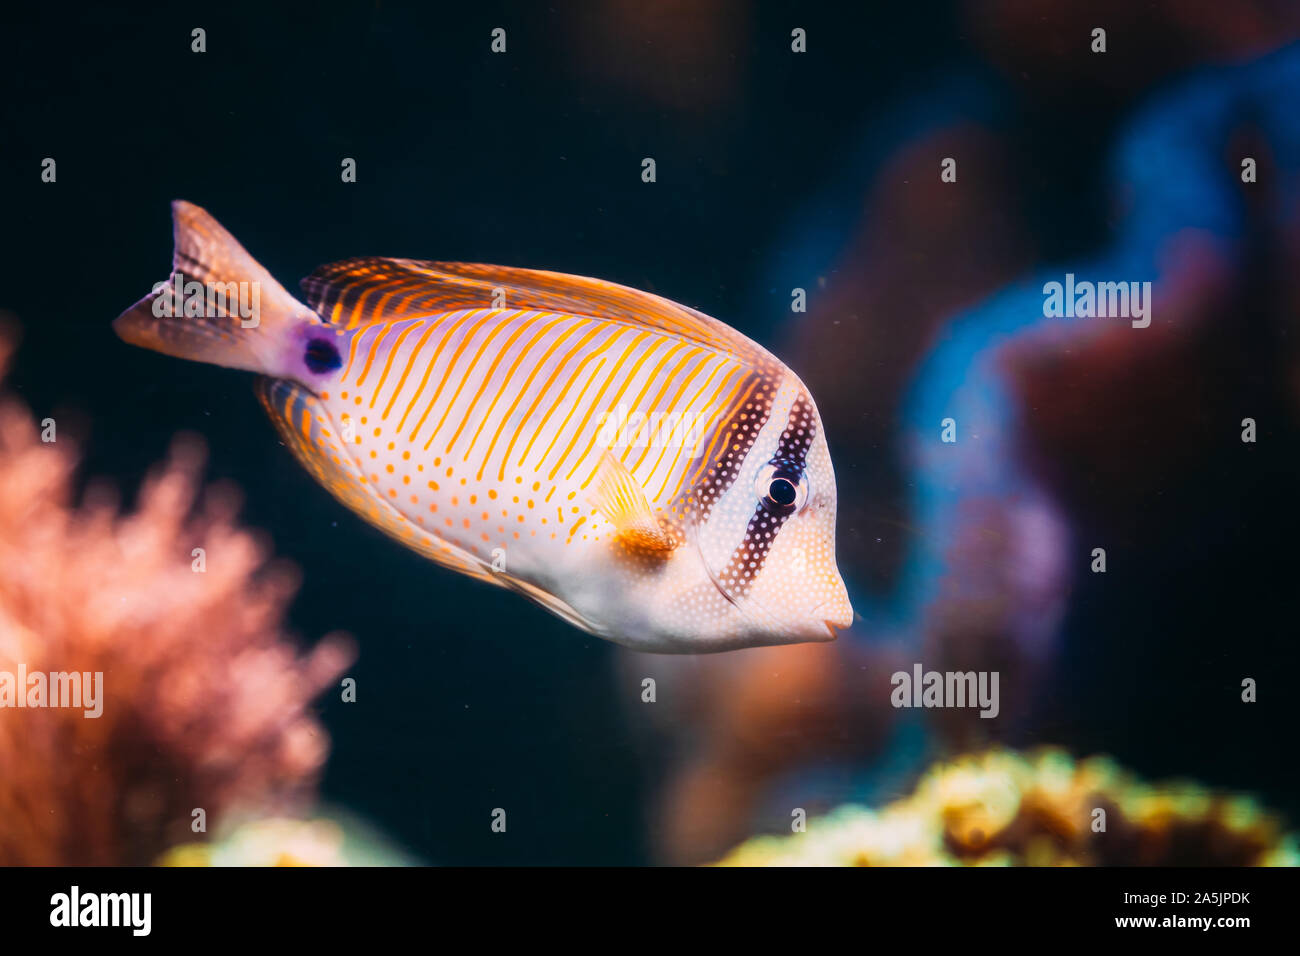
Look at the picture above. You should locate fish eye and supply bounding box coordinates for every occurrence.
[754,460,808,516]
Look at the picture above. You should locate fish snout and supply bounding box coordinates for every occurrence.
[808,585,853,641]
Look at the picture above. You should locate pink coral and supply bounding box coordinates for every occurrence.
[0,333,353,865]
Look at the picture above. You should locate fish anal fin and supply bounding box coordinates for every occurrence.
[589,450,677,554]
[497,576,601,636]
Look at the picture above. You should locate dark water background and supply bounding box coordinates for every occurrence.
[1,2,1296,864]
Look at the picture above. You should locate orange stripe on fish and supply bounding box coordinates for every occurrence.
[557,329,652,481]
[539,350,615,478]
[356,321,398,388]
[442,310,536,454]
[371,319,421,408]
[491,318,590,481]
[628,345,707,474]
[468,313,570,476]
[514,328,617,470]
[426,309,511,452]
[382,320,438,420]
[403,309,492,438]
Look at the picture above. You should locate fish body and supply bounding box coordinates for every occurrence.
[115,202,852,652]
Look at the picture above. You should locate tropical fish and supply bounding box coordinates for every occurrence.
[114,201,853,652]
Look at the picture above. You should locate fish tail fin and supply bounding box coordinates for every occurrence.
[113,200,321,375]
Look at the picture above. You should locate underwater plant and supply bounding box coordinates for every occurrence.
[715,748,1298,867]
[0,331,353,866]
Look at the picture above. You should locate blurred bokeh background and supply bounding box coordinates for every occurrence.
[1,1,1297,864]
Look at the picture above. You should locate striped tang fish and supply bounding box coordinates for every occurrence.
[114,202,853,652]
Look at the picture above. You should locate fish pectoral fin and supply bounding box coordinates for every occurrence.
[589,450,677,553]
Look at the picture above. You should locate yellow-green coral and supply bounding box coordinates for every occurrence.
[159,818,346,867]
[716,748,1299,867]
[158,811,419,867]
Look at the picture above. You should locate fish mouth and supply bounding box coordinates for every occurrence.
[821,619,841,641]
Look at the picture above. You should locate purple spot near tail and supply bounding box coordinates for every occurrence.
[304,337,342,374]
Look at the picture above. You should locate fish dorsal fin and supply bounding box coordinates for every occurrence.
[300,257,772,365]
[255,377,499,585]
[589,450,677,553]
